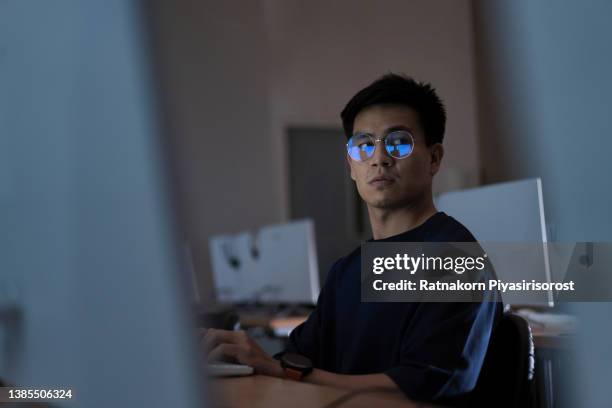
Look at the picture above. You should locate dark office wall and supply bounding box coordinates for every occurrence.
[148,1,281,300]
[288,128,370,283]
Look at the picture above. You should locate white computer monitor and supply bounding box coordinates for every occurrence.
[209,219,320,305]
[436,178,554,306]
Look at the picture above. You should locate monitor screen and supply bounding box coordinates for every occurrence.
[436,178,554,306]
[209,219,320,305]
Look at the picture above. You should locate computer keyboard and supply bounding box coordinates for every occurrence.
[208,362,254,377]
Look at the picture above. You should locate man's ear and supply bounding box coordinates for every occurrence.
[429,143,444,176]
[346,155,356,181]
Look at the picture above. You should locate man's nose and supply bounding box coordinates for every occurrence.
[370,141,394,167]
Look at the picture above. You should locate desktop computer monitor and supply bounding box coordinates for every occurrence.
[0,1,207,406]
[209,219,320,305]
[436,178,554,306]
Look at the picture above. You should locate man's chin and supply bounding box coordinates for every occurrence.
[365,191,422,211]
[367,196,403,210]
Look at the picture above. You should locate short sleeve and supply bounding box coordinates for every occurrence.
[385,292,501,401]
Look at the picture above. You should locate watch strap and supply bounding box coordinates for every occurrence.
[283,367,304,381]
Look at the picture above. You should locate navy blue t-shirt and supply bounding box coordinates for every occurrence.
[284,212,502,401]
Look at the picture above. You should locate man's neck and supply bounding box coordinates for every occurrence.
[368,197,438,240]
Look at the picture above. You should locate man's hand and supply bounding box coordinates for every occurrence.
[199,329,400,393]
[200,328,283,378]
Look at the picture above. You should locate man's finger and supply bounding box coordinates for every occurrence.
[202,329,241,352]
[207,343,242,363]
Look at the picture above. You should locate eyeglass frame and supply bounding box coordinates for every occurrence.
[346,129,416,162]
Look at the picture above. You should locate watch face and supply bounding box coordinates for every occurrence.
[283,353,312,370]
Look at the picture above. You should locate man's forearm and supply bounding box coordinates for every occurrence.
[302,368,400,392]
[202,329,401,393]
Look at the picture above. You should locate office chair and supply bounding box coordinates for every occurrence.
[466,312,536,407]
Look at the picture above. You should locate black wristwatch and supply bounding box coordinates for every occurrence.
[279,353,313,381]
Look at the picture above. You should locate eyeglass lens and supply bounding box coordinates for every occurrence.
[347,131,414,161]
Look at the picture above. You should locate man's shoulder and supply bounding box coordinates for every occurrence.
[426,212,478,243]
[324,245,361,283]
[336,245,361,269]
[326,212,480,277]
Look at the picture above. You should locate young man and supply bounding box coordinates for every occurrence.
[203,74,502,402]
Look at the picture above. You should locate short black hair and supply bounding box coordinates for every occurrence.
[340,73,446,146]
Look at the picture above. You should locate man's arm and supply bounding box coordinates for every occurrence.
[201,329,400,392]
[303,369,399,391]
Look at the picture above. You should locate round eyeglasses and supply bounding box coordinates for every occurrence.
[346,130,415,162]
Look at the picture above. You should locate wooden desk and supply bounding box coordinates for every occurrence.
[240,313,575,345]
[531,326,575,350]
[239,314,307,331]
[213,375,423,408]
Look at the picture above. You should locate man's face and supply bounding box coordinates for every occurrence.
[348,104,443,210]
